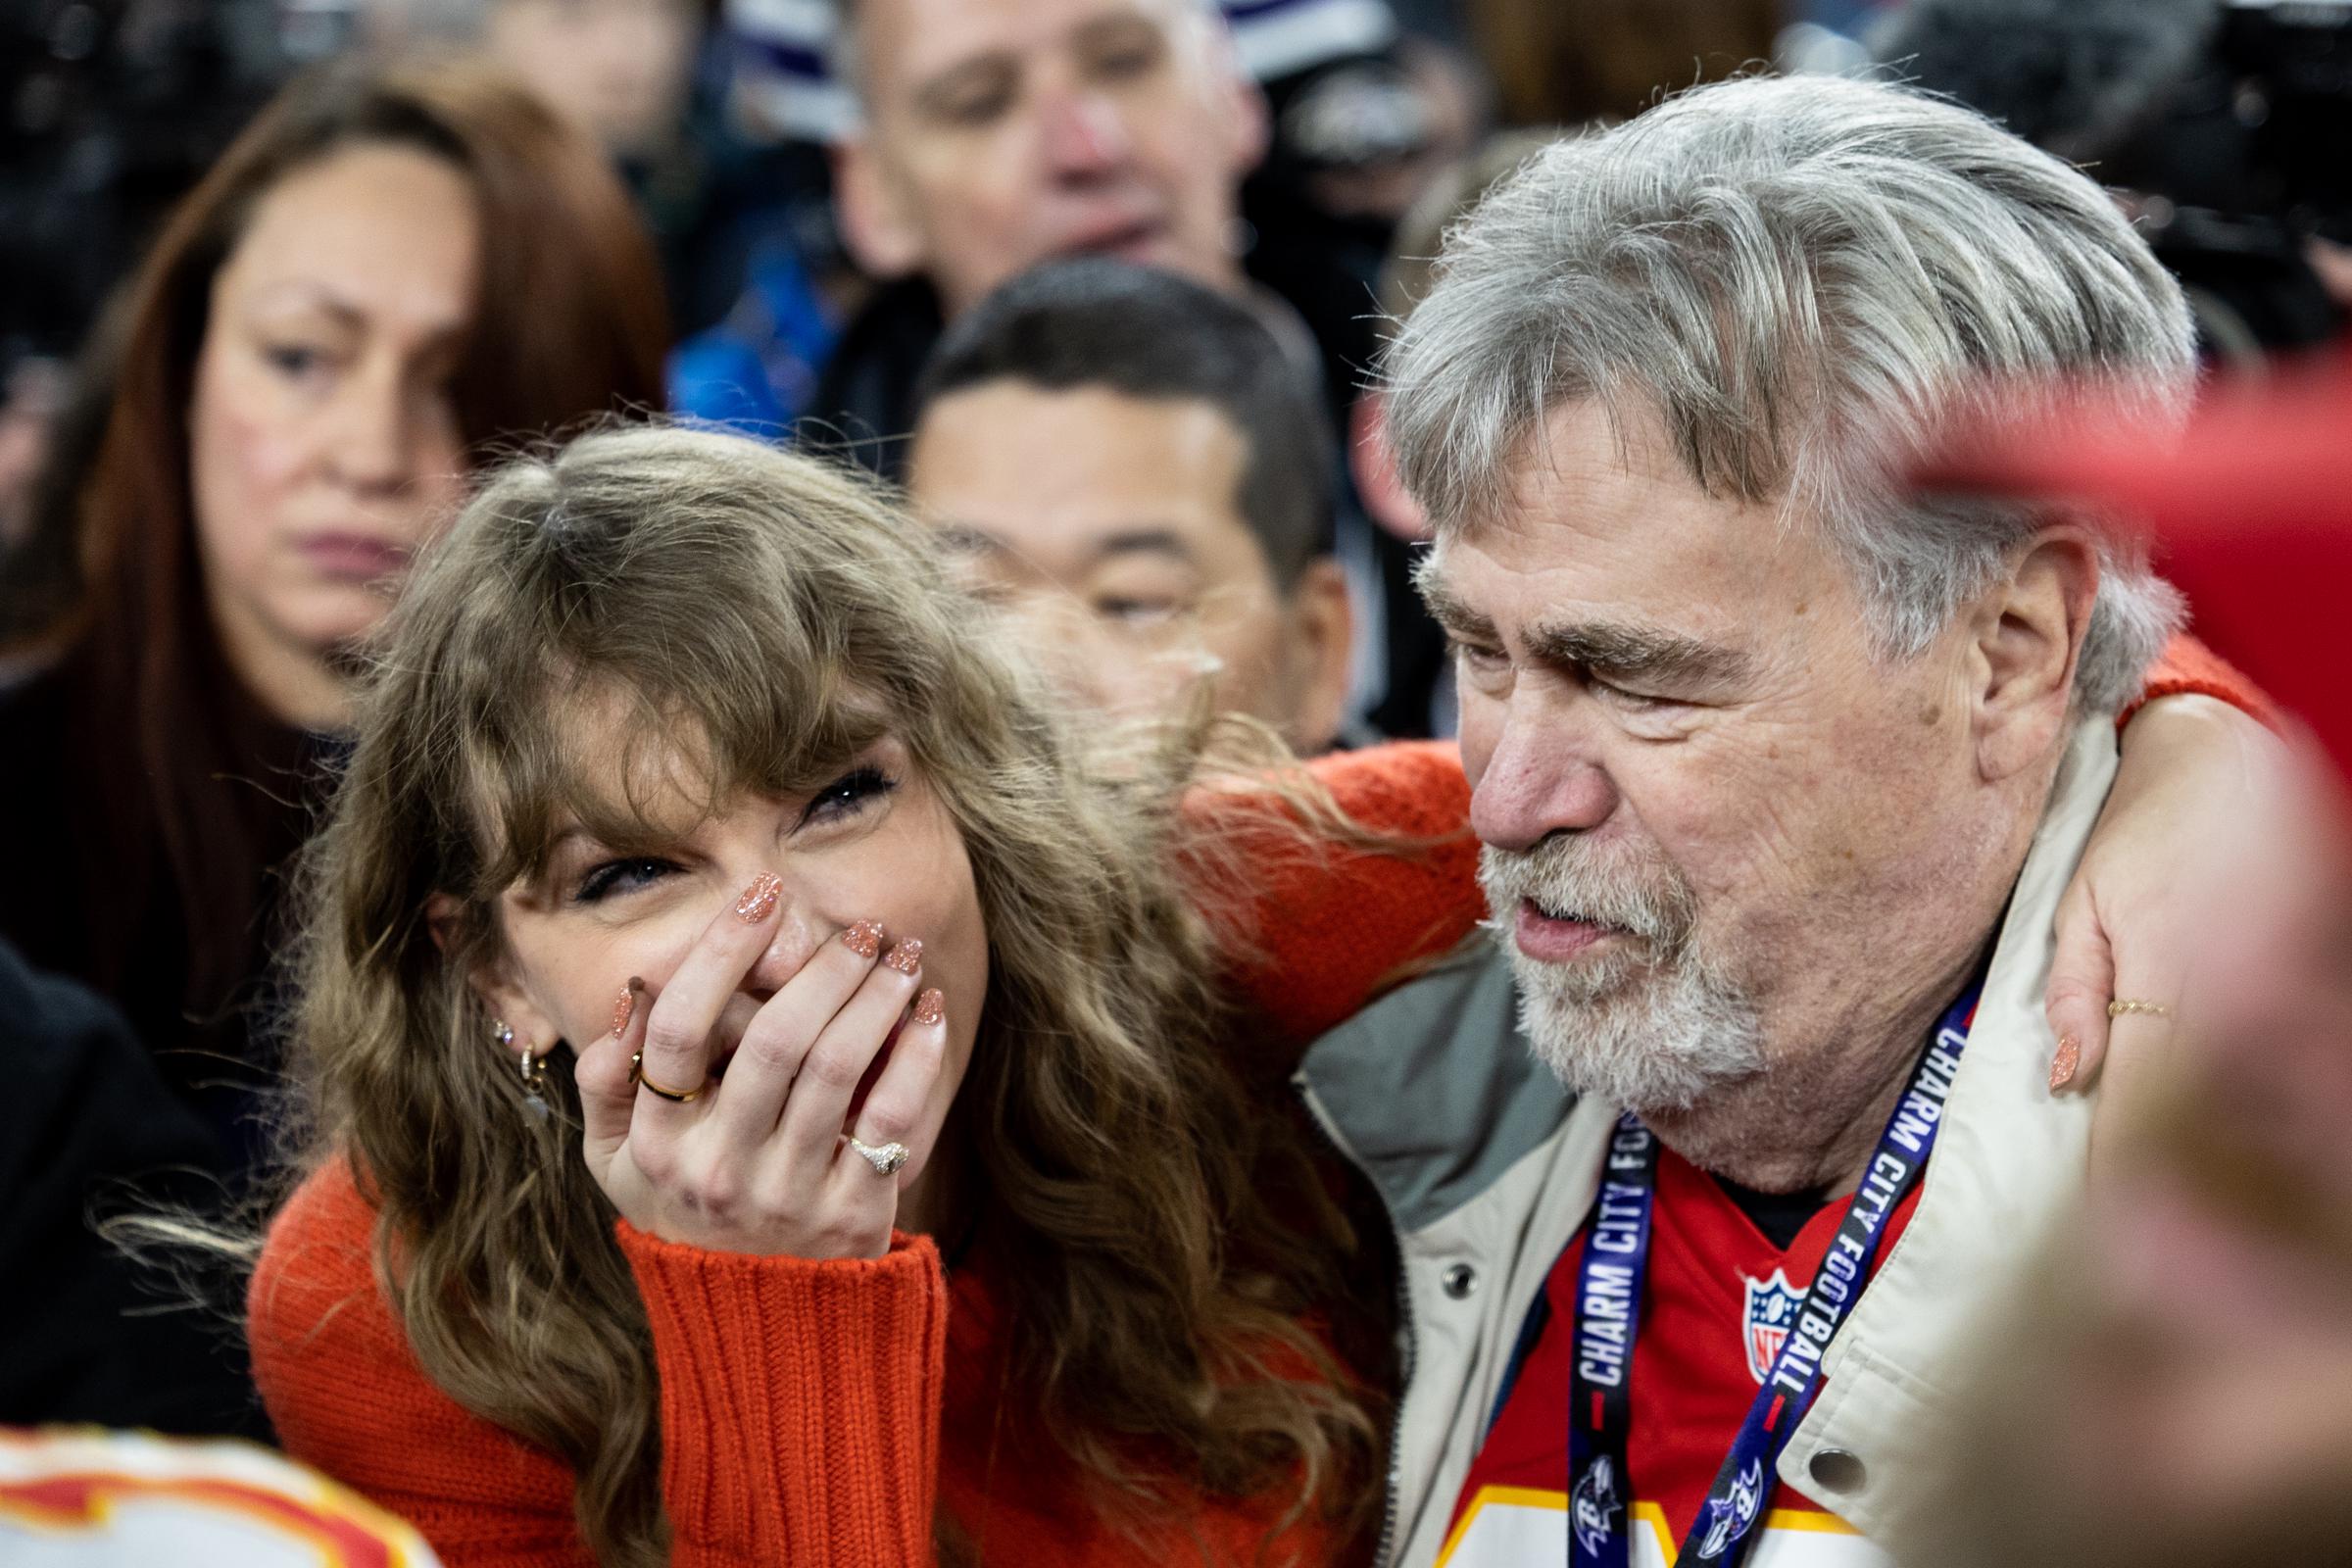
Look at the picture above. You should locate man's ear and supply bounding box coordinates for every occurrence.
[832,136,927,280]
[425,892,555,1060]
[1971,528,2100,782]
[1282,557,1358,755]
[1349,391,1431,543]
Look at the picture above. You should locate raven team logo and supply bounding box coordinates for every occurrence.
[1741,1269,1804,1384]
[1570,1454,1622,1557]
[1693,1458,1767,1560]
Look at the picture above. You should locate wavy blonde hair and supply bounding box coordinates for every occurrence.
[275,424,1378,1565]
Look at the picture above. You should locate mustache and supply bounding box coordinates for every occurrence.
[1478,835,1698,950]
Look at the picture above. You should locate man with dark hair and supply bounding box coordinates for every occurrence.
[689,0,1456,742]
[908,258,1357,752]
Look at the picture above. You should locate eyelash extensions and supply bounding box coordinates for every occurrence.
[569,765,901,905]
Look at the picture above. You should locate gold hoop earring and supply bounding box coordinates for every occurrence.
[496,1020,551,1121]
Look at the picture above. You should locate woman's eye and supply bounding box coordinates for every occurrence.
[573,857,677,905]
[264,343,329,379]
[800,765,898,827]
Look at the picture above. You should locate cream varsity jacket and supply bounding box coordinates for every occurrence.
[1295,714,2118,1567]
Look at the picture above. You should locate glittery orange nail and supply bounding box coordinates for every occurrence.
[883,937,923,976]
[734,872,783,923]
[610,976,644,1039]
[2049,1033,2081,1093]
[912,988,945,1027]
[841,919,884,959]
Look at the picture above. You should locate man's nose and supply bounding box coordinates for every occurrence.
[1469,702,1619,854]
[1039,88,1132,179]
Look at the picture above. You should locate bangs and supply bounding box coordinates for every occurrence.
[460,671,892,898]
[408,459,914,898]
[375,425,977,911]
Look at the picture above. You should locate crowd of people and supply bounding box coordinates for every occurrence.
[2,1,2347,1566]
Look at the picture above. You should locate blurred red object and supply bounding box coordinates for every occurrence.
[1923,352,2352,783]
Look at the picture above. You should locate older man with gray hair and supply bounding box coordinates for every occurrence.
[1290,72,2264,1568]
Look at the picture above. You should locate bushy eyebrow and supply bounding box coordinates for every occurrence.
[1420,574,1749,688]
[1524,621,1752,688]
[1418,577,1500,645]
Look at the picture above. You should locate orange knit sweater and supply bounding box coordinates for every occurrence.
[247,635,2259,1568]
[255,1160,1345,1567]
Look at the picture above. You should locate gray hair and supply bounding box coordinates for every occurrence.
[1382,74,2193,712]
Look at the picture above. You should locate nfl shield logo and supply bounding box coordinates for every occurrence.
[1741,1269,1804,1384]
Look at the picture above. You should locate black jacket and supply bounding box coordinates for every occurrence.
[0,654,333,1182]
[0,937,270,1436]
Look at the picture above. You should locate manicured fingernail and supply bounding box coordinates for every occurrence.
[734,872,783,923]
[883,937,923,975]
[610,976,644,1038]
[912,988,945,1027]
[2049,1033,2081,1093]
[841,919,884,959]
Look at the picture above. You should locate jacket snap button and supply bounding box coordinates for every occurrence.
[1807,1447,1867,1494]
[1441,1263,1478,1299]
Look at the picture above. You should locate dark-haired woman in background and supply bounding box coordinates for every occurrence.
[0,56,670,1186]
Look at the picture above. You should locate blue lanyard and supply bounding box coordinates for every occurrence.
[1564,985,1979,1568]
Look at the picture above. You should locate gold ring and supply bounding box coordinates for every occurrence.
[629,1050,707,1102]
[2106,999,2174,1020]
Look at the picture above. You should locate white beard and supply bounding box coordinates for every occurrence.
[1479,837,1765,1112]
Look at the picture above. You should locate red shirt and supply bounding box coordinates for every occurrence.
[1440,1148,1920,1567]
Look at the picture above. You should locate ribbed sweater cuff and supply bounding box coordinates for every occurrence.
[617,1224,947,1566]
[2126,673,2280,732]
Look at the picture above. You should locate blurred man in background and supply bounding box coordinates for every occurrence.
[714,0,1479,423]
[811,0,1273,456]
[689,0,1457,739]
[908,260,1357,753]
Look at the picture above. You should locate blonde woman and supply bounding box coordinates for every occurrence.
[247,425,1379,1568]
